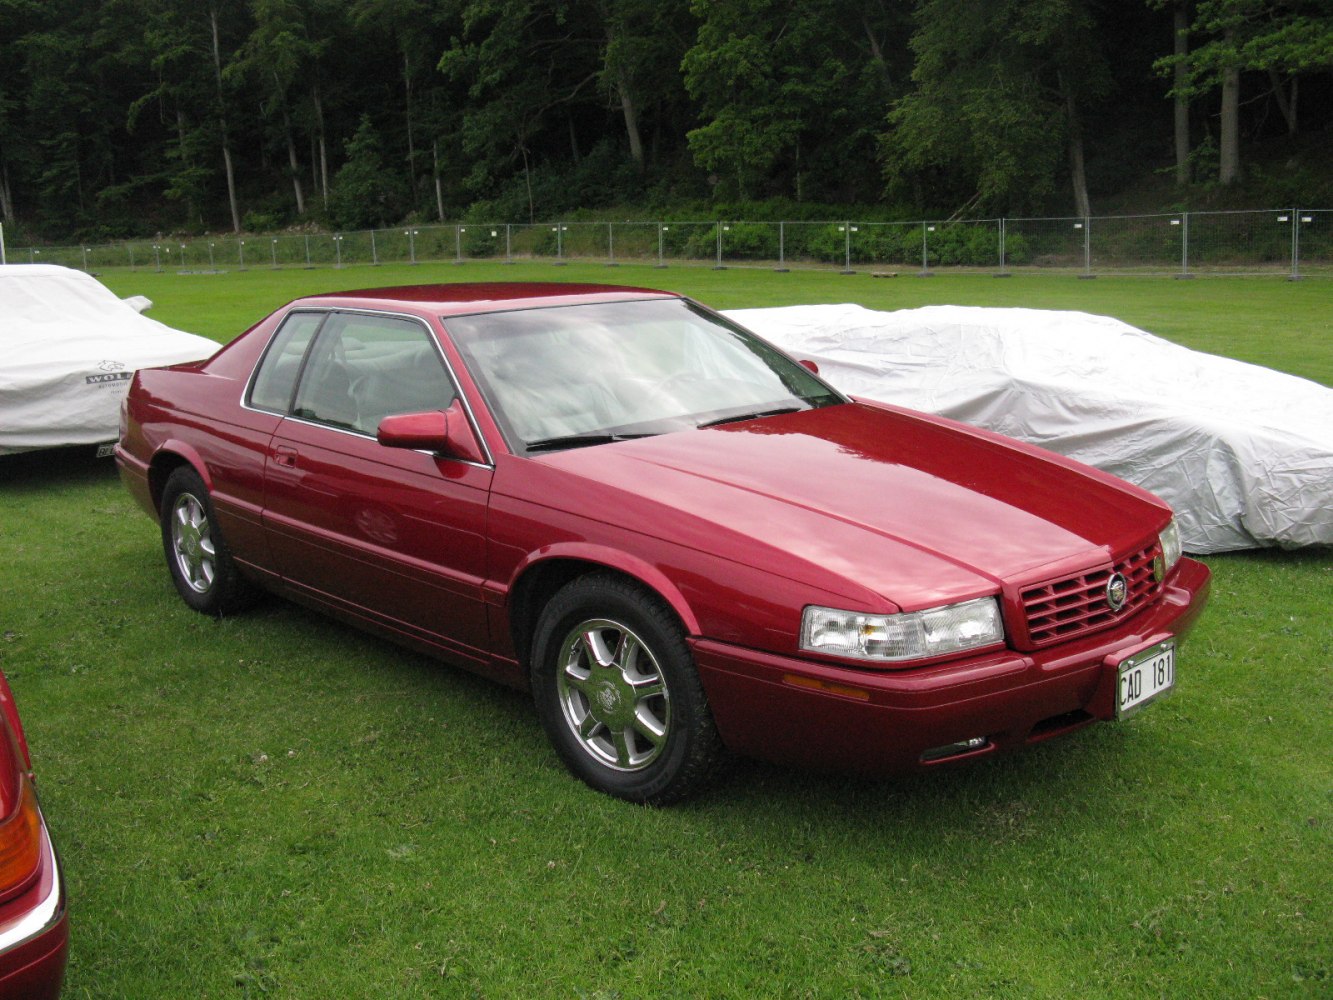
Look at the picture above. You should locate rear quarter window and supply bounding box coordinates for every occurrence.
[248,311,325,413]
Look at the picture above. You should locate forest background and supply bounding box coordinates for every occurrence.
[1,0,1331,244]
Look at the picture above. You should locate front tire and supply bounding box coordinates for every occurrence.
[159,466,257,616]
[531,574,724,804]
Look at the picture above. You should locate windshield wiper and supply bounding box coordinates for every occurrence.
[524,432,656,453]
[697,406,803,429]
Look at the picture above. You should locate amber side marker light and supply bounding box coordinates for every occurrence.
[0,778,42,905]
[781,674,872,702]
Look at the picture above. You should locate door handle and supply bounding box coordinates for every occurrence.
[274,445,298,468]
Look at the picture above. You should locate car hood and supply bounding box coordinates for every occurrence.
[515,402,1169,610]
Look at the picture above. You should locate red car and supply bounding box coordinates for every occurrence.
[116,283,1210,803]
[0,671,67,999]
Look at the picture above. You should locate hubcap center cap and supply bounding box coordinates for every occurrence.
[589,672,632,725]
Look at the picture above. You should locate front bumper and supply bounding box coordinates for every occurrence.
[692,557,1211,773]
[0,818,68,1000]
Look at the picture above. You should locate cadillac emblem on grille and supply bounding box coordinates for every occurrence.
[1105,572,1129,612]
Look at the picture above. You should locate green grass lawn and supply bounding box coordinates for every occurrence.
[2,265,1329,998]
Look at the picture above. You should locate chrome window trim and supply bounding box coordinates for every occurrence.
[242,307,330,416]
[241,306,494,468]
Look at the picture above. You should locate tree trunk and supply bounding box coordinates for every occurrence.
[0,159,13,224]
[402,49,417,196]
[618,85,645,170]
[1173,1,1190,185]
[176,109,196,223]
[794,141,802,203]
[275,73,305,215]
[312,82,329,207]
[432,139,444,222]
[1218,29,1241,186]
[1060,73,1092,218]
[1267,68,1297,135]
[862,15,891,89]
[520,143,534,224]
[210,8,241,232]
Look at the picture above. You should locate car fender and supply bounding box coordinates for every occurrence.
[506,542,702,636]
[149,439,213,506]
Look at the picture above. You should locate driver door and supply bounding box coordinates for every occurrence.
[259,310,494,663]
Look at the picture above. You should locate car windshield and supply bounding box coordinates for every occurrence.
[443,298,844,452]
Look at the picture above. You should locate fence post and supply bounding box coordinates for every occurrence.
[840,221,855,275]
[129,244,135,270]
[774,221,789,272]
[371,229,378,265]
[455,225,464,264]
[1078,217,1095,279]
[995,218,1011,277]
[713,222,726,270]
[1174,213,1194,279]
[919,222,934,277]
[607,221,617,266]
[656,223,667,268]
[505,224,513,264]
[333,234,343,268]
[1289,207,1303,281]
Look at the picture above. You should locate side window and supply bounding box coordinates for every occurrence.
[291,313,456,435]
[248,311,325,413]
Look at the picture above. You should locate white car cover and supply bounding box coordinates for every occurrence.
[728,304,1333,554]
[1,264,218,455]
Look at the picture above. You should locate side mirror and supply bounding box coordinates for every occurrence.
[377,399,486,463]
[798,358,820,375]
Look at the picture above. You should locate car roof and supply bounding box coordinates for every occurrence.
[299,282,679,316]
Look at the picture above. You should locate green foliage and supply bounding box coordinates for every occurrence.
[1165,0,1333,91]
[0,1,1330,238]
[883,0,1109,215]
[328,115,407,229]
[683,0,907,203]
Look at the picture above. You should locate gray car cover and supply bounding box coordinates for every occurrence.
[728,304,1332,553]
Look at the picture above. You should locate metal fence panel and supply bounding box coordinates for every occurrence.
[5,210,1328,275]
[1297,210,1331,273]
[1087,214,1183,272]
[1186,209,1289,273]
[1003,217,1088,271]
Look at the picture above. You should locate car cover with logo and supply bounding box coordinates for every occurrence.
[727,303,1332,553]
[0,264,219,455]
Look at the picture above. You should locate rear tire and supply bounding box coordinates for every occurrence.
[531,573,724,804]
[160,466,258,616]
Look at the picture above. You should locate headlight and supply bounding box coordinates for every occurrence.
[800,597,1003,663]
[1159,517,1182,574]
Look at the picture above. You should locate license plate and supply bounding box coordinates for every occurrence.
[1115,639,1175,719]
[96,442,116,458]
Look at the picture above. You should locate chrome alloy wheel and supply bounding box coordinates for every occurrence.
[555,618,671,771]
[170,491,216,594]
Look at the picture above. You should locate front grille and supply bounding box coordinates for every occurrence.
[1019,542,1162,647]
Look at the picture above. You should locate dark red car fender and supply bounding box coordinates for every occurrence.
[498,541,703,637]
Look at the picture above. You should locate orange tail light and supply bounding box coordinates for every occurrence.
[0,778,42,904]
